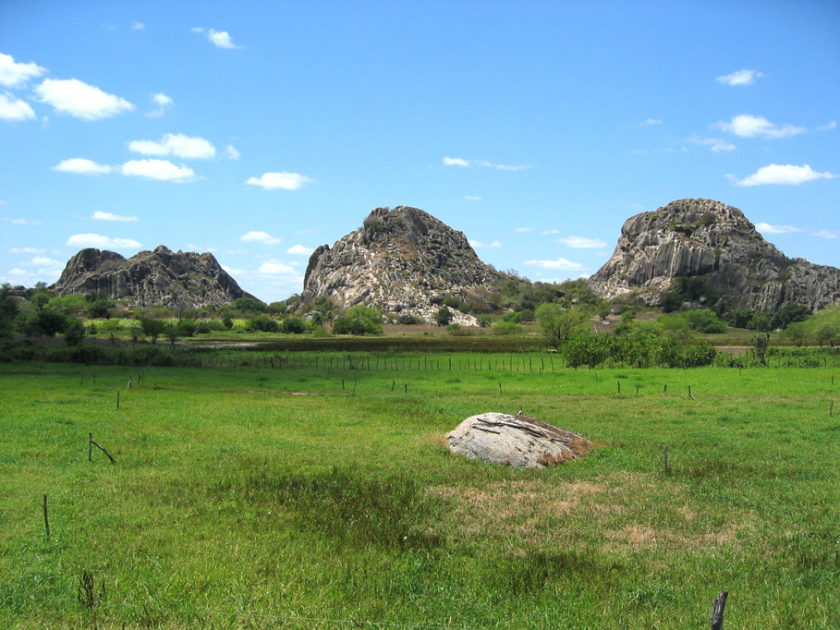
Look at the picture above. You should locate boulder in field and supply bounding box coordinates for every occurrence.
[447,413,592,469]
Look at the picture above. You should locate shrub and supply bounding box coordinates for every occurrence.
[247,316,280,333]
[178,320,197,337]
[282,317,307,334]
[477,314,492,328]
[435,306,454,327]
[62,316,86,346]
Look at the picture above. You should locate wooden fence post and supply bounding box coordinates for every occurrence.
[710,590,728,630]
[43,495,50,538]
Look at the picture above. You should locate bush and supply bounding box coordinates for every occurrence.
[477,314,492,328]
[62,316,86,346]
[398,314,422,325]
[281,317,307,334]
[178,320,197,337]
[247,316,280,333]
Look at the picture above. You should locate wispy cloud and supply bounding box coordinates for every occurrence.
[92,211,137,222]
[542,229,559,235]
[0,52,47,88]
[0,92,36,121]
[813,230,838,239]
[34,78,134,120]
[67,233,141,249]
[443,157,531,171]
[523,258,585,271]
[146,93,173,118]
[755,222,803,235]
[714,114,806,139]
[10,247,44,254]
[716,69,762,86]
[246,172,314,190]
[129,133,216,159]
[240,231,282,245]
[286,244,314,256]
[690,136,736,152]
[226,145,240,160]
[464,195,482,201]
[132,21,145,30]
[469,239,501,249]
[817,121,836,132]
[728,164,836,186]
[639,119,662,127]
[556,236,607,248]
[515,227,533,233]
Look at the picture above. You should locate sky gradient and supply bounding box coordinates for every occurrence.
[2,0,838,302]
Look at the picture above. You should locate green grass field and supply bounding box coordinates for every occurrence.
[1,356,838,629]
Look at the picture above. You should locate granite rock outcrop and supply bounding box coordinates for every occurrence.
[302,206,504,322]
[588,198,840,311]
[51,246,258,309]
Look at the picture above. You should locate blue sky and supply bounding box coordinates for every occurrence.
[2,0,838,303]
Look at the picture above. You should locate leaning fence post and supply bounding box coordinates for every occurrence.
[43,495,50,538]
[710,590,728,630]
[664,445,669,474]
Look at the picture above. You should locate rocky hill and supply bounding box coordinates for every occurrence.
[588,198,840,311]
[51,246,258,309]
[302,205,505,322]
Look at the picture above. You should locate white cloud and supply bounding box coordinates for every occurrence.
[556,236,607,248]
[443,156,531,171]
[286,244,314,256]
[92,211,137,222]
[54,158,113,175]
[817,121,836,132]
[515,227,533,233]
[121,159,196,182]
[542,229,559,235]
[132,22,145,30]
[128,133,216,159]
[0,52,47,88]
[690,136,736,152]
[714,114,806,139]
[755,222,803,235]
[258,262,298,275]
[246,172,314,190]
[813,230,838,239]
[33,78,134,120]
[11,219,28,224]
[146,93,173,118]
[469,239,501,248]
[716,69,762,86]
[67,233,141,249]
[0,91,36,121]
[523,258,585,271]
[464,195,482,201]
[443,157,470,167]
[207,29,241,49]
[640,119,662,126]
[240,231,282,245]
[226,145,240,160]
[26,255,61,267]
[10,247,44,254]
[728,164,836,187]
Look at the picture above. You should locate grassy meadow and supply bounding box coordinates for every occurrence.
[1,355,839,629]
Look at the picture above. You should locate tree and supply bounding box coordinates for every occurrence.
[87,299,113,319]
[62,316,86,346]
[477,314,492,328]
[333,305,384,335]
[535,304,588,349]
[140,318,166,344]
[435,306,454,327]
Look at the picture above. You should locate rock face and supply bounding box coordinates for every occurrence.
[51,246,259,308]
[588,198,840,312]
[447,413,592,469]
[302,206,504,322]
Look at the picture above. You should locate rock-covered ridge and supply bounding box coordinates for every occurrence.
[51,245,258,309]
[588,198,840,311]
[302,205,504,321]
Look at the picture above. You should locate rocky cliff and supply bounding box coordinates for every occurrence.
[51,246,258,308]
[588,198,840,312]
[302,206,504,321]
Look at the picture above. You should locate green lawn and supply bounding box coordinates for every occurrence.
[1,358,838,629]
